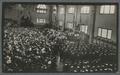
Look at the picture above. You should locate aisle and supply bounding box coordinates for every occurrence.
[56,54,63,72]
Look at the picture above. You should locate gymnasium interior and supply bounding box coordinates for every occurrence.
[2,3,118,72]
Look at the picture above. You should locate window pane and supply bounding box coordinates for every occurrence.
[68,7,74,13]
[104,5,110,14]
[84,7,87,13]
[36,4,47,13]
[102,29,107,38]
[110,5,115,14]
[60,8,64,14]
[81,6,90,13]
[82,26,84,32]
[81,8,84,13]
[81,7,84,13]
[37,4,47,9]
[86,7,90,13]
[100,5,115,14]
[107,30,112,39]
[37,18,46,23]
[85,26,88,33]
[98,28,102,36]
[100,6,104,13]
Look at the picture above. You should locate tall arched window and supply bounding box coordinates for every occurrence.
[36,4,47,13]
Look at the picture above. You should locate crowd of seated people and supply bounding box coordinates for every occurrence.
[3,26,68,72]
[3,21,117,72]
[4,18,18,27]
[62,41,117,72]
[63,60,117,72]
[94,36,117,49]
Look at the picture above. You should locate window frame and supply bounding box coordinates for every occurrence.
[98,28,102,36]
[36,4,47,14]
[107,29,112,39]
[101,28,108,38]
[80,25,88,34]
[68,7,75,14]
[53,5,57,14]
[80,6,90,14]
[99,5,116,15]
[37,18,46,24]
[97,27,112,39]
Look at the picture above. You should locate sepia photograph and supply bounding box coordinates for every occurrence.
[2,3,118,73]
